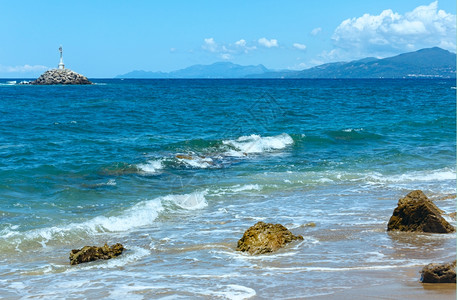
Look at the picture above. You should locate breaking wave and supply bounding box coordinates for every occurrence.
[0,191,208,252]
[223,133,294,156]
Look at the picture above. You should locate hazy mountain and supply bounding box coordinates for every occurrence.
[116,47,455,79]
[264,47,455,78]
[116,62,268,78]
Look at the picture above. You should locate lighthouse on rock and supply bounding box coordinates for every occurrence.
[27,45,92,85]
[58,45,65,69]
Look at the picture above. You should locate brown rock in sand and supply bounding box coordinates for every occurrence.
[421,261,456,283]
[69,243,124,265]
[387,190,455,233]
[236,221,304,255]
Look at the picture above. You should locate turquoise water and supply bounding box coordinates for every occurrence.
[0,79,455,298]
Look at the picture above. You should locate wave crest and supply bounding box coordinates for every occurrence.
[0,191,208,252]
[223,133,293,156]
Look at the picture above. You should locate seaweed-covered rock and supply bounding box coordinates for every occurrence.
[236,221,303,255]
[69,243,124,265]
[387,190,455,233]
[30,69,92,85]
[421,261,456,283]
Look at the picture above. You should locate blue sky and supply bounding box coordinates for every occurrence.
[1,0,455,78]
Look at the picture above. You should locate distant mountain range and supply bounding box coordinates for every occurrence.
[116,47,456,79]
[117,62,268,79]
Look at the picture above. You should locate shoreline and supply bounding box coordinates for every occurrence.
[312,266,456,299]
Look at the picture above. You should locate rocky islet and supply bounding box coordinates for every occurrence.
[28,68,92,85]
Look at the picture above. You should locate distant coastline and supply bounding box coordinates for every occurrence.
[116,47,456,79]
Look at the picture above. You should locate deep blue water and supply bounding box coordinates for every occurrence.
[0,79,455,298]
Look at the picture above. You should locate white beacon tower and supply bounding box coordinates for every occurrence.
[58,46,65,69]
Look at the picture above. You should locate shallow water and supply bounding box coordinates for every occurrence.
[0,79,455,298]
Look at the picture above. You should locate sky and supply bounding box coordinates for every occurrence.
[1,0,455,78]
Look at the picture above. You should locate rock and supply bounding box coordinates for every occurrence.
[421,261,456,283]
[236,221,304,255]
[30,68,92,85]
[387,190,455,233]
[69,243,124,265]
[176,154,193,160]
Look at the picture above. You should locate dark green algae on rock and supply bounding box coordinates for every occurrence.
[236,221,304,255]
[69,243,124,265]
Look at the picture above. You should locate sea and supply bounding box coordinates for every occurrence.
[0,78,455,299]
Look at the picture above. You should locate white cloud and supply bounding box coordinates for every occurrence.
[202,38,218,52]
[0,64,48,73]
[201,38,258,58]
[311,27,322,36]
[235,39,247,47]
[220,53,232,60]
[318,48,343,61]
[293,43,307,50]
[258,37,278,48]
[332,1,456,56]
[235,39,257,53]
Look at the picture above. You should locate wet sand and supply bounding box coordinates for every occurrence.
[313,266,456,300]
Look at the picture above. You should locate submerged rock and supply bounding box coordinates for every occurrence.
[236,221,304,255]
[69,243,124,265]
[387,190,455,233]
[421,261,456,283]
[30,68,92,85]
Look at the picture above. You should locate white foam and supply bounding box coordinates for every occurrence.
[177,156,214,169]
[163,190,208,210]
[94,179,116,187]
[364,168,456,185]
[279,168,456,188]
[318,178,334,183]
[89,198,164,232]
[342,128,363,132]
[1,198,163,245]
[223,133,293,156]
[216,248,300,261]
[1,191,209,249]
[137,159,163,174]
[231,184,262,192]
[202,284,256,300]
[108,284,154,300]
[176,273,241,279]
[263,262,425,273]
